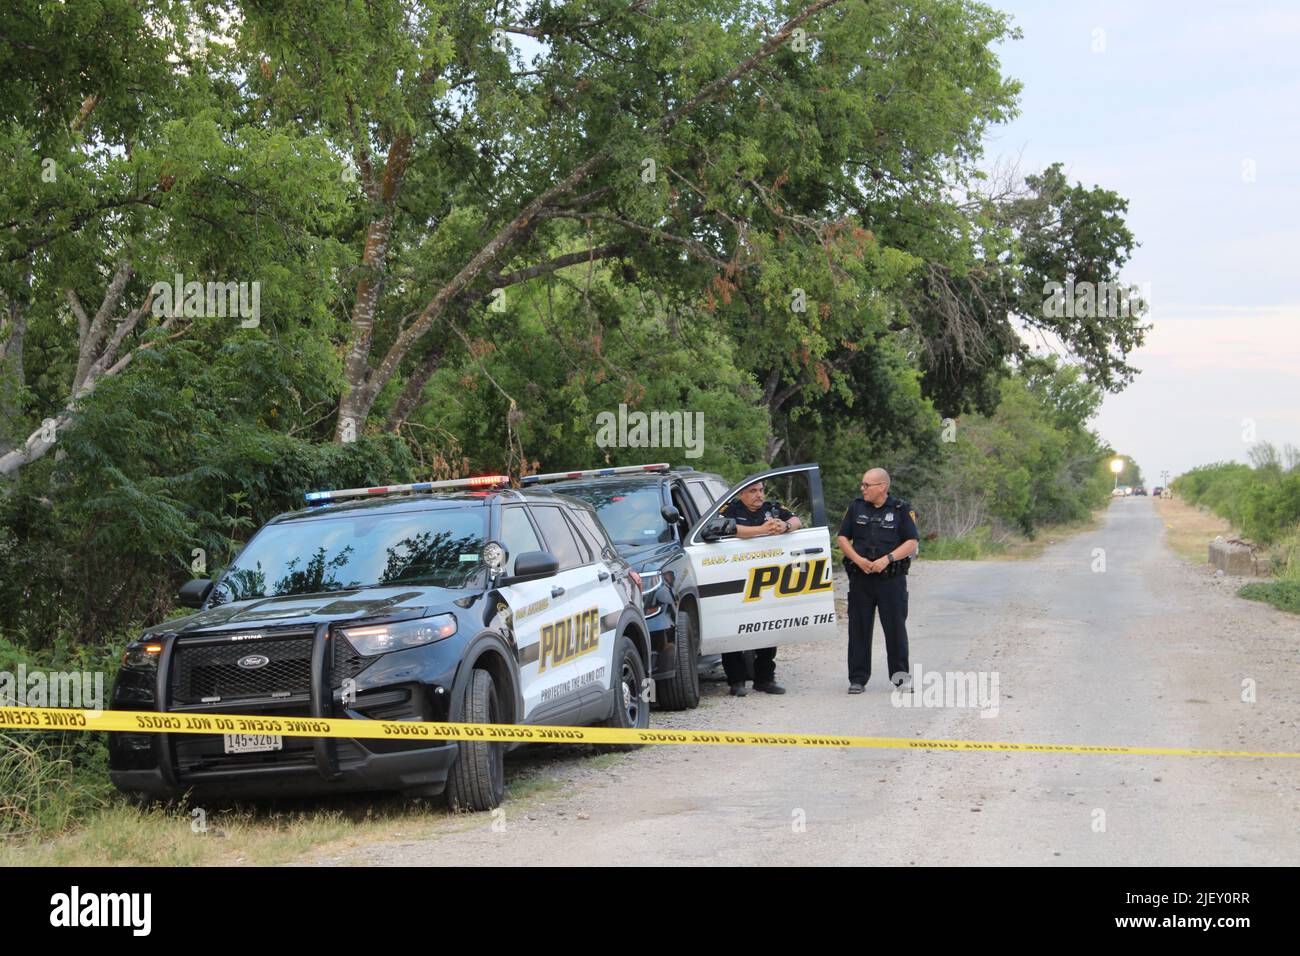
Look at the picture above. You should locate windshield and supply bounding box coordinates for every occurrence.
[213,508,486,602]
[557,482,669,547]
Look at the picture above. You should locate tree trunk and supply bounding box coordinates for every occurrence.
[0,284,29,454]
[1,284,168,480]
[334,133,411,442]
[0,411,69,477]
[72,262,131,392]
[385,346,443,433]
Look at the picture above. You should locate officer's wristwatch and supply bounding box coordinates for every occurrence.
[885,553,895,565]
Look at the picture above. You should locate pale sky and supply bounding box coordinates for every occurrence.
[988,0,1300,479]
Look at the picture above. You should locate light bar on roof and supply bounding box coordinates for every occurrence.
[304,475,510,504]
[520,463,670,485]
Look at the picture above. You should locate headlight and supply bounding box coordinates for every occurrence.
[122,641,164,669]
[638,571,663,594]
[341,614,457,655]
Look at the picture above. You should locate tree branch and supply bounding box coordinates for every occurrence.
[346,0,849,427]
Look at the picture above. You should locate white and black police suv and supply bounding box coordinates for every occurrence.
[109,475,650,812]
[527,462,838,708]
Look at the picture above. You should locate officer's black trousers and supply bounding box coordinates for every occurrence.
[846,572,909,685]
[722,647,776,685]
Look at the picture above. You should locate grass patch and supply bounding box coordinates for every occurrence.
[0,794,449,867]
[920,531,1005,560]
[583,752,627,771]
[0,634,123,840]
[1154,495,1235,565]
[505,771,569,801]
[1237,580,1300,614]
[0,732,112,839]
[916,511,1102,562]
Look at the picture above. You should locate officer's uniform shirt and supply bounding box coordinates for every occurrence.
[723,498,794,528]
[838,494,918,563]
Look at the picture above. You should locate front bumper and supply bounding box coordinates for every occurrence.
[110,622,464,799]
[641,582,677,680]
[110,737,459,799]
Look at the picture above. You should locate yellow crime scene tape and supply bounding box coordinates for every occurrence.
[2,706,1298,758]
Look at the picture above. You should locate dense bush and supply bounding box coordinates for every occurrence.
[912,359,1113,541]
[0,340,416,648]
[1174,449,1300,544]
[0,634,120,836]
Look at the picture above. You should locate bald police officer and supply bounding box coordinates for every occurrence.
[836,468,918,694]
[719,480,801,696]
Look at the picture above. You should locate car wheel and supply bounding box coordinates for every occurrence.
[444,668,506,812]
[121,789,164,809]
[597,634,650,751]
[654,609,700,711]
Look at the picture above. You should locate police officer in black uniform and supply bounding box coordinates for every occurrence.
[836,468,919,694]
[719,480,801,696]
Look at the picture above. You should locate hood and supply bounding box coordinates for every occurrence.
[147,586,470,636]
[615,540,679,569]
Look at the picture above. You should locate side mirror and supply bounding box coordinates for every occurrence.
[660,505,681,525]
[178,578,214,609]
[699,516,736,542]
[503,550,560,583]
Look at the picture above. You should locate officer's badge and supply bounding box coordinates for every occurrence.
[885,512,894,523]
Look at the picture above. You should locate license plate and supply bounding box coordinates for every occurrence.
[223,733,283,754]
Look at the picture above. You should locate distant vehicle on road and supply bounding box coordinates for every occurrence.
[1133,487,1147,496]
[1111,488,1126,497]
[1152,486,1164,497]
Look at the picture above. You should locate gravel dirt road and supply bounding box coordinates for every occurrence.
[312,497,1299,866]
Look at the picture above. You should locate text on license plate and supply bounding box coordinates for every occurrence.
[223,734,283,754]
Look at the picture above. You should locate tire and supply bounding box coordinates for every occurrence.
[444,668,506,812]
[654,608,700,711]
[121,789,163,809]
[597,634,650,751]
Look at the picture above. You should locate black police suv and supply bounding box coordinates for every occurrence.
[524,462,838,710]
[109,476,650,812]
[523,465,729,710]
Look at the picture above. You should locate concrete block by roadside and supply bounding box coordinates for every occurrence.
[1209,536,1271,576]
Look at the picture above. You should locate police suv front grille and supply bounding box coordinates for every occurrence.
[167,627,380,707]
[171,634,314,704]
[332,634,379,685]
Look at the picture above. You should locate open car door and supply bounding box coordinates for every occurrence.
[684,463,838,655]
